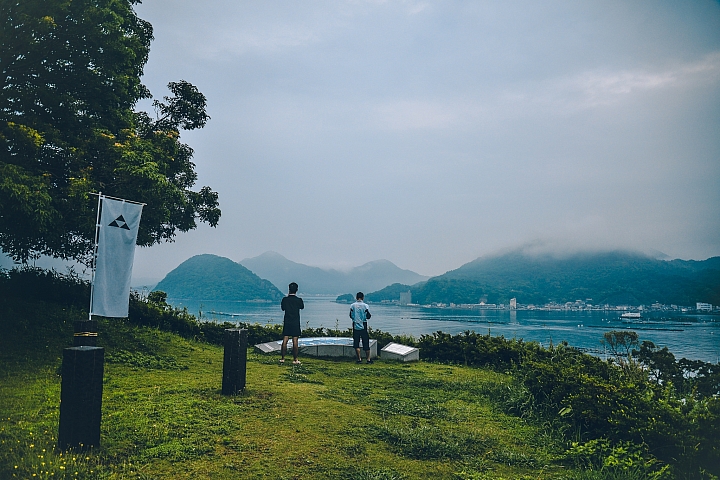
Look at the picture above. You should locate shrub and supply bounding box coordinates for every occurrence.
[0,266,89,306]
[566,439,672,479]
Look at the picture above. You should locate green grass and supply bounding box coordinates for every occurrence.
[0,299,584,479]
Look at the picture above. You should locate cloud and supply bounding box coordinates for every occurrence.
[541,52,720,111]
[372,99,459,130]
[349,52,720,132]
[173,24,321,59]
[211,26,320,57]
[349,0,430,15]
[406,2,430,15]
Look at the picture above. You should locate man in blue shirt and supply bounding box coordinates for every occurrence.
[349,292,372,364]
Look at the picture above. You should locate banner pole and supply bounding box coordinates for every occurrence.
[88,192,102,320]
[88,191,146,206]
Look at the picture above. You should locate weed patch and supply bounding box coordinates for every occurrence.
[374,396,452,420]
[376,421,495,460]
[344,466,406,480]
[105,349,188,370]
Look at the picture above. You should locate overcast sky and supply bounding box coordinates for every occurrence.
[123,0,720,279]
[9,0,717,280]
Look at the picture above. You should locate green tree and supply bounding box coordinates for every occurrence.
[602,330,639,359]
[602,330,641,379]
[0,0,220,264]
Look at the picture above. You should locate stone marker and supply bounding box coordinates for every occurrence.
[222,328,248,395]
[380,342,420,362]
[254,341,281,354]
[253,337,378,359]
[58,346,104,450]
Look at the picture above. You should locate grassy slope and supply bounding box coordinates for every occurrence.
[0,299,578,479]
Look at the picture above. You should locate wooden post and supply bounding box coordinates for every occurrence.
[222,328,248,395]
[58,346,104,450]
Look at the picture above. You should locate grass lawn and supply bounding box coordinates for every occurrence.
[1,300,581,479]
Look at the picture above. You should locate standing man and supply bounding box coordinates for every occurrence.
[350,292,373,364]
[281,282,304,365]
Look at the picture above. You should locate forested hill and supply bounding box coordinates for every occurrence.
[154,254,283,302]
[368,251,720,306]
[240,251,428,294]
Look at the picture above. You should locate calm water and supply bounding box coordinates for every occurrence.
[168,295,720,363]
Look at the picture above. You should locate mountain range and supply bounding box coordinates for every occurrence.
[153,250,720,307]
[154,254,283,301]
[366,250,720,306]
[240,251,428,294]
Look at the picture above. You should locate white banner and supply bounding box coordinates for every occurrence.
[90,196,144,318]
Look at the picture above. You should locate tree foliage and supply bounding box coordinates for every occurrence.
[0,0,220,263]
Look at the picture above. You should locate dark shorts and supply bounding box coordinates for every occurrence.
[282,319,301,337]
[353,328,370,351]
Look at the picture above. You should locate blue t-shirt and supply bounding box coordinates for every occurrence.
[349,301,370,330]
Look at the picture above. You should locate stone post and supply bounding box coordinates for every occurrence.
[58,346,104,450]
[222,328,248,395]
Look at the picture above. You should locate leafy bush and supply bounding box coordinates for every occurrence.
[367,327,416,351]
[417,330,544,368]
[128,290,202,338]
[566,439,672,479]
[0,266,89,306]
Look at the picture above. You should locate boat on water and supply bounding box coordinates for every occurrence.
[621,312,642,319]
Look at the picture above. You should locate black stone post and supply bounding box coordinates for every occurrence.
[73,319,98,346]
[58,346,104,450]
[222,328,248,395]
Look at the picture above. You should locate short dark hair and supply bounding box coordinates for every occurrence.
[356,292,364,300]
[289,282,299,294]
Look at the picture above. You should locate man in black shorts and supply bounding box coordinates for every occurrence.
[280,282,304,365]
[349,292,372,364]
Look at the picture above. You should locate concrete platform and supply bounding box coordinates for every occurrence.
[380,342,419,362]
[254,337,377,359]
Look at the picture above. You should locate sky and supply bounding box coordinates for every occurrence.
[5,1,719,280]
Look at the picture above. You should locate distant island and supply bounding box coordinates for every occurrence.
[240,251,428,294]
[338,250,720,309]
[154,254,283,302]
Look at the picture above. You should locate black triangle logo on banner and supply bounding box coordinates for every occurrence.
[109,215,130,229]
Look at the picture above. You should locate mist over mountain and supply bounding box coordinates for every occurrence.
[154,254,283,301]
[240,251,428,294]
[367,250,720,306]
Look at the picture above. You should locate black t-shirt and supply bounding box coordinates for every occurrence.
[281,295,304,323]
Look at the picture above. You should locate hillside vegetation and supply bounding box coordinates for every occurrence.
[1,268,719,479]
[154,254,283,302]
[367,251,720,306]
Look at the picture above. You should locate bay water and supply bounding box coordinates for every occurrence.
[167,295,720,363]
